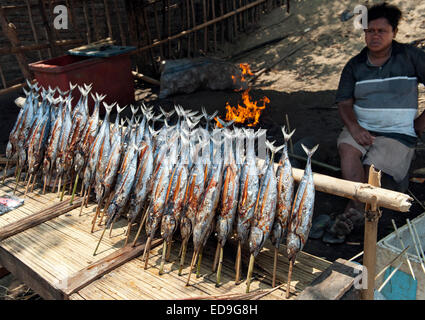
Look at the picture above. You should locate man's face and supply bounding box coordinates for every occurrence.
[364,17,396,53]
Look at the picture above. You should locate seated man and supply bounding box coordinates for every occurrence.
[328,2,425,242]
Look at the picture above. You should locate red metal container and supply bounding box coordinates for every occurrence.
[29,53,135,112]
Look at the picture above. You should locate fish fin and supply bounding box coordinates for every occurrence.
[215,117,234,129]
[301,144,319,158]
[117,104,127,114]
[282,126,296,142]
[103,102,116,115]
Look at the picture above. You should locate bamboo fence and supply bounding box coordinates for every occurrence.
[0,0,288,95]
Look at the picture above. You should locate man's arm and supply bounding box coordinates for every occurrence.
[414,111,425,137]
[338,98,375,146]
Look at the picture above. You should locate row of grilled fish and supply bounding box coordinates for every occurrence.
[4,81,318,291]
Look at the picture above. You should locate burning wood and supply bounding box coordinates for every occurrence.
[217,63,270,127]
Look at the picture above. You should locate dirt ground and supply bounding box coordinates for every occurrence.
[1,0,425,299]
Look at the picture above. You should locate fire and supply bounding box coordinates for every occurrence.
[216,63,269,127]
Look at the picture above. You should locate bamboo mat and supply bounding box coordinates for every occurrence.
[0,175,331,300]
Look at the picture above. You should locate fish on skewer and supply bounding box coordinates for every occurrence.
[158,132,190,274]
[93,140,139,255]
[285,143,318,299]
[213,130,240,286]
[246,141,283,293]
[186,131,224,286]
[234,129,259,283]
[142,134,178,269]
[270,126,296,287]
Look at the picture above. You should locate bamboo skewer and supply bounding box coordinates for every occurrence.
[196,246,203,278]
[375,246,410,281]
[70,173,79,205]
[159,241,167,275]
[406,219,425,273]
[246,253,255,293]
[216,244,224,286]
[93,225,108,256]
[186,248,199,286]
[178,239,188,276]
[235,240,242,283]
[285,258,294,298]
[378,261,403,292]
[391,219,415,280]
[131,205,149,247]
[272,247,278,287]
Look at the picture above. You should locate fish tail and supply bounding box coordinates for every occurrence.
[117,104,127,114]
[103,102,116,115]
[281,126,296,143]
[301,143,319,159]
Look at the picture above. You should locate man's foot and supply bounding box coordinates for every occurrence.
[322,208,365,244]
[309,215,331,239]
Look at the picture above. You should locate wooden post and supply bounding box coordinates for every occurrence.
[186,0,191,57]
[220,0,224,45]
[362,165,382,300]
[190,0,197,55]
[38,0,58,57]
[90,0,101,41]
[141,4,159,73]
[112,0,126,45]
[153,1,164,60]
[212,0,217,52]
[203,0,208,52]
[68,0,85,42]
[167,0,171,57]
[103,0,113,39]
[0,7,32,79]
[82,0,92,43]
[0,65,7,89]
[25,0,42,61]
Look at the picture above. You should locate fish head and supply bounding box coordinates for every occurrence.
[286,232,301,261]
[248,226,264,257]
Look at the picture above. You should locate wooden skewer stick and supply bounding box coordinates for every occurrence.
[286,258,294,299]
[13,166,22,194]
[24,173,33,197]
[216,244,224,287]
[411,221,425,266]
[159,241,167,275]
[42,174,48,195]
[98,192,113,226]
[123,221,132,247]
[60,177,67,201]
[85,185,92,208]
[143,236,153,269]
[391,219,415,280]
[213,242,220,272]
[186,249,199,286]
[30,173,36,193]
[91,201,103,233]
[246,253,255,293]
[196,246,203,278]
[2,160,9,183]
[57,175,62,197]
[93,224,108,256]
[235,240,242,283]
[108,219,115,238]
[70,173,79,205]
[375,245,410,281]
[52,173,58,193]
[131,206,149,247]
[406,219,425,273]
[378,261,403,292]
[79,188,88,216]
[178,239,188,276]
[166,241,172,261]
[272,247,278,287]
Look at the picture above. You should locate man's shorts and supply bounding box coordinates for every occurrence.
[337,127,415,183]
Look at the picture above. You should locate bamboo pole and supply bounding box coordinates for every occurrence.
[103,0,113,39]
[82,0,92,43]
[0,65,6,89]
[203,0,208,52]
[90,0,101,41]
[0,39,86,55]
[186,0,191,57]
[252,159,412,213]
[37,0,58,57]
[25,0,42,61]
[212,0,217,52]
[167,0,171,57]
[190,0,197,54]
[0,7,32,80]
[141,4,158,74]
[361,165,381,300]
[153,1,164,60]
[67,0,84,41]
[131,0,267,55]
[232,0,238,41]
[112,0,126,45]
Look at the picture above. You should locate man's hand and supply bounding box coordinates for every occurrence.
[348,123,375,146]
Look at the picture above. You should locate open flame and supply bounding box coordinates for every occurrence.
[216,63,269,127]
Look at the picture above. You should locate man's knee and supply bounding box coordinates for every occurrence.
[338,143,363,160]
